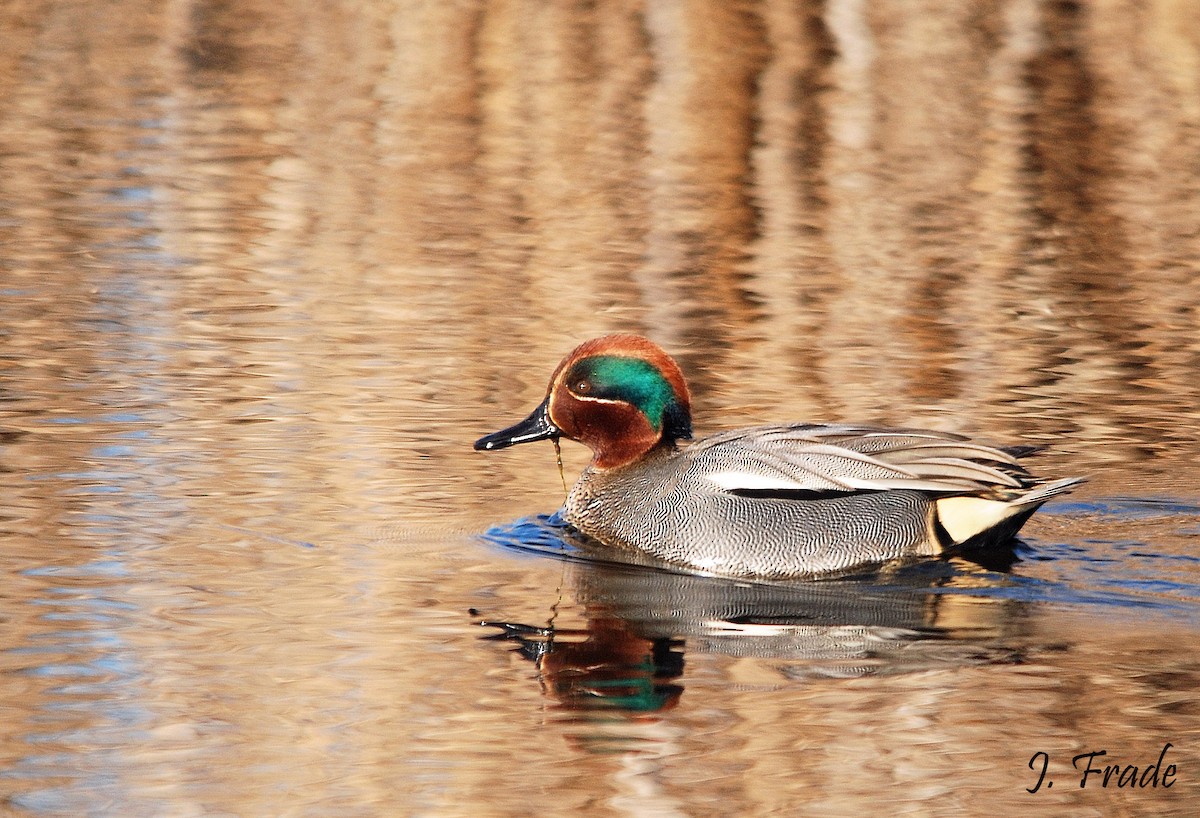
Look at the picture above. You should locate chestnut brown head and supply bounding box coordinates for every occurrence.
[475,334,692,469]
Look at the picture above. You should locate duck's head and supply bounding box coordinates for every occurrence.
[474,334,693,469]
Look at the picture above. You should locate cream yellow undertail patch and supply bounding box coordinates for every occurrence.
[935,496,1018,545]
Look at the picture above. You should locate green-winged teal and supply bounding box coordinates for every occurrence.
[475,334,1084,579]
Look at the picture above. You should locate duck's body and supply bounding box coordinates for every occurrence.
[563,423,1080,578]
[476,335,1084,579]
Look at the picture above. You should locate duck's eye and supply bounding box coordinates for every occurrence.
[574,379,591,394]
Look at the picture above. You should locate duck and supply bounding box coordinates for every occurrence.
[474,334,1084,579]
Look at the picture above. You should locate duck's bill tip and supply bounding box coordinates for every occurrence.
[474,398,560,452]
[473,435,504,451]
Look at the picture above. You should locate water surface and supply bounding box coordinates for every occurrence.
[1,1,1199,815]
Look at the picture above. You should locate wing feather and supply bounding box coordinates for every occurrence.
[687,423,1027,496]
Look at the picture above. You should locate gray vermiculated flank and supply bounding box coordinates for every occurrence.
[565,452,936,579]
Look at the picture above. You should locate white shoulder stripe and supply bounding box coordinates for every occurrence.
[705,471,813,492]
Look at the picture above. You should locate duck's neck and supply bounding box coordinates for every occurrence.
[591,440,678,471]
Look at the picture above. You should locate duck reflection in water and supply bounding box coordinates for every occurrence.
[478,515,1031,721]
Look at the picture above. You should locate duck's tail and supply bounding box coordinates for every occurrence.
[933,476,1086,548]
[1011,476,1088,506]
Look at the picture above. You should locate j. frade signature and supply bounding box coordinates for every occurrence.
[1027,743,1177,793]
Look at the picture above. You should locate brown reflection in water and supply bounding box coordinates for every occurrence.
[698,617,1200,816]
[1022,0,1157,428]
[3,0,1185,475]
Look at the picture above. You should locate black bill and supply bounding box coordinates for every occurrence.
[474,397,561,451]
